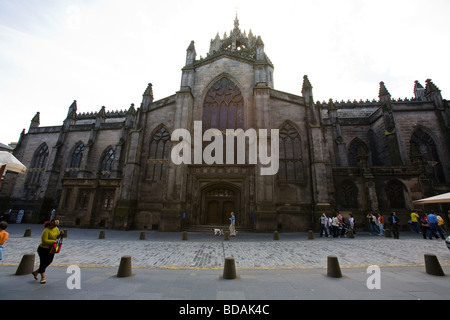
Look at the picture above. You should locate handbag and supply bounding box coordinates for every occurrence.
[50,237,63,254]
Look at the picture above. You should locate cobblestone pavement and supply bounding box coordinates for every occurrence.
[1,224,449,269]
[1,224,450,301]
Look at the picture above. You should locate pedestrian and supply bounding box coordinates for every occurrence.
[377,213,384,236]
[319,213,329,237]
[367,213,378,235]
[437,214,446,232]
[410,211,420,233]
[328,216,332,236]
[229,212,236,237]
[348,213,356,236]
[420,213,435,239]
[427,211,445,240]
[32,219,64,284]
[0,221,9,261]
[331,215,340,238]
[389,212,400,239]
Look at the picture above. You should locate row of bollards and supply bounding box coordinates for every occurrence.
[12,252,446,279]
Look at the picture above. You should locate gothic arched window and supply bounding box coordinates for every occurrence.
[410,129,445,183]
[348,138,369,167]
[202,77,244,131]
[70,143,85,168]
[68,143,84,178]
[26,143,49,185]
[147,126,170,181]
[100,148,115,178]
[385,180,406,209]
[336,180,358,209]
[278,123,303,181]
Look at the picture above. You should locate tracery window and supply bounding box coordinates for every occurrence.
[100,148,115,178]
[70,143,85,168]
[348,138,369,167]
[100,189,115,210]
[385,180,405,209]
[147,127,170,181]
[68,143,85,177]
[410,129,445,183]
[202,77,244,131]
[278,123,303,181]
[336,180,358,209]
[76,189,90,210]
[26,143,49,185]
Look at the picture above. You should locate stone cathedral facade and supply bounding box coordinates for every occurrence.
[2,17,450,231]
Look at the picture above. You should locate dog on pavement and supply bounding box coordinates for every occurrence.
[213,228,224,236]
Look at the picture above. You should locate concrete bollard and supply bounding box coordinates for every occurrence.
[99,230,105,239]
[424,254,445,276]
[224,231,230,241]
[117,255,132,278]
[307,230,314,240]
[327,255,342,278]
[139,231,146,240]
[347,230,354,238]
[15,253,35,275]
[273,231,280,240]
[222,257,237,280]
[23,228,31,237]
[384,229,392,238]
[182,231,188,241]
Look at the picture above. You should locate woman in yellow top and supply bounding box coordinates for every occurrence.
[32,219,63,284]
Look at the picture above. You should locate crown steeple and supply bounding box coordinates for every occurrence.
[206,16,272,67]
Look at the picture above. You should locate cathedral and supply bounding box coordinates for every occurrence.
[2,17,450,232]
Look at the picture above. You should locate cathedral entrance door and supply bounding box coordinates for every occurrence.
[204,186,239,225]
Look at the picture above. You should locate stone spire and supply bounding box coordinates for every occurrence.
[143,83,153,99]
[414,80,425,100]
[185,40,196,66]
[378,81,391,98]
[30,111,40,129]
[425,78,440,95]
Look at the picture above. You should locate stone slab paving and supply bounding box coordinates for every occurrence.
[1,224,449,269]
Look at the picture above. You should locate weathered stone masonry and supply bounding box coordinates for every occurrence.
[1,17,449,231]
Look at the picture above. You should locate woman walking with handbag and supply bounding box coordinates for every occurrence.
[32,219,63,284]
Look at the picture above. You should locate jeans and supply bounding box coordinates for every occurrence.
[429,223,445,239]
[320,224,329,237]
[378,223,384,235]
[370,223,379,235]
[411,222,420,233]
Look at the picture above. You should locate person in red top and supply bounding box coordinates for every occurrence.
[377,213,385,236]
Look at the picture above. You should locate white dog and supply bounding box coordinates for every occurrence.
[213,228,224,236]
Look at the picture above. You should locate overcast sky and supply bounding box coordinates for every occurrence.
[1,0,449,145]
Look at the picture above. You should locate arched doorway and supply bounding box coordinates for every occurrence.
[203,184,240,225]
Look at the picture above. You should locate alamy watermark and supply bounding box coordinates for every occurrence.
[171,121,279,176]
[66,265,81,290]
[366,265,381,290]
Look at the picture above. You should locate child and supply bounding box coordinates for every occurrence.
[0,221,9,260]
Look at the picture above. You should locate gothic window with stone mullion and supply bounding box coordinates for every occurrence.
[68,143,85,178]
[100,148,115,178]
[203,78,245,131]
[278,123,303,182]
[148,127,170,181]
[202,77,244,164]
[26,143,49,185]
